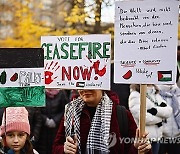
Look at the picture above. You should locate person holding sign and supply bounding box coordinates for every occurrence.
[129,84,172,154]
[52,90,152,154]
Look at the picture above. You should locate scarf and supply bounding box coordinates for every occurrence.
[64,93,113,154]
[159,88,180,129]
[0,148,27,154]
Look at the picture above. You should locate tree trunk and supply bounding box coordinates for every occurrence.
[94,0,102,34]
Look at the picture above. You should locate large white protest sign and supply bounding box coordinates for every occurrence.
[41,34,111,90]
[114,0,179,84]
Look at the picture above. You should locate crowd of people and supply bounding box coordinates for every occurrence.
[0,46,179,154]
[0,89,152,154]
[129,84,180,154]
[0,82,179,154]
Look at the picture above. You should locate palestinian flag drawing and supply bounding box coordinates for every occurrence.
[0,48,45,107]
[158,71,172,82]
[76,82,85,88]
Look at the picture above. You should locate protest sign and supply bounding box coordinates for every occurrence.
[0,48,45,107]
[41,34,111,90]
[114,1,179,153]
[114,0,179,84]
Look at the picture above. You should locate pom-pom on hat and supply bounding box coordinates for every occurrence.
[0,107,30,136]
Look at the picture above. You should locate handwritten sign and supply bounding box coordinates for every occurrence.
[41,34,111,90]
[0,48,45,107]
[114,0,179,84]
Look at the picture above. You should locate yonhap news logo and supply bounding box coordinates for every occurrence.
[107,132,180,148]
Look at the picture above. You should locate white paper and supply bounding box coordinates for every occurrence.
[114,0,179,84]
[41,34,111,90]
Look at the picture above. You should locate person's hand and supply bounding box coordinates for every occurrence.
[45,118,56,128]
[45,118,50,126]
[48,119,56,128]
[134,129,151,153]
[64,135,78,154]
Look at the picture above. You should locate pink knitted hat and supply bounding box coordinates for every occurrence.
[0,107,30,136]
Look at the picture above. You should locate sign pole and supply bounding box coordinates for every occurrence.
[138,84,147,154]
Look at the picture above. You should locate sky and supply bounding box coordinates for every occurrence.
[101,3,115,23]
[85,0,116,23]
[101,0,180,23]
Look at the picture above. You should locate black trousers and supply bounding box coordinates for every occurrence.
[158,137,180,154]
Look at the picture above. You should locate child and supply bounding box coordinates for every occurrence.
[0,107,36,154]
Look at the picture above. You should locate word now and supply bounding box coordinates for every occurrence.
[62,66,93,81]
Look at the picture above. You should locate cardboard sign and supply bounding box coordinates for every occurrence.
[114,0,179,84]
[41,34,111,90]
[0,48,45,107]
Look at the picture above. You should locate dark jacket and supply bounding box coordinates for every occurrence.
[0,147,34,154]
[52,91,143,154]
[26,107,42,146]
[36,90,69,154]
[111,63,130,110]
